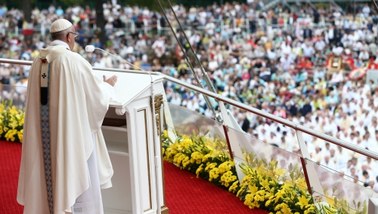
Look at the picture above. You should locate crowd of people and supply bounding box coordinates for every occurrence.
[0,2,378,193]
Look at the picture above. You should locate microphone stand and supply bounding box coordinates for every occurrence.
[85,45,143,71]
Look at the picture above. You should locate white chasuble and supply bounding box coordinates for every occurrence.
[17,44,114,213]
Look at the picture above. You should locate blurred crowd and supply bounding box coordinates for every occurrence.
[0,2,378,192]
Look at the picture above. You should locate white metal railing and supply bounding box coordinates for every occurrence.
[1,57,377,162]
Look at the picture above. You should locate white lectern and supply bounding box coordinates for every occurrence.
[96,70,168,214]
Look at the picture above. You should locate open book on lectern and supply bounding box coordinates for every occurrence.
[94,69,164,110]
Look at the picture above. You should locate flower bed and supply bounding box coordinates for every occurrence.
[161,130,365,214]
[0,101,24,142]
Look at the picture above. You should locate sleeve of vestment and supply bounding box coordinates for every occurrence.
[77,55,114,132]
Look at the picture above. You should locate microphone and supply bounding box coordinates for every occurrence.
[84,45,143,71]
[85,45,96,53]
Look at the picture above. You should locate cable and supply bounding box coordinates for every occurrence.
[373,0,378,11]
[155,0,221,122]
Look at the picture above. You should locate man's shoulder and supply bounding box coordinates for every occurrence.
[59,50,86,63]
[32,45,91,74]
[48,46,89,66]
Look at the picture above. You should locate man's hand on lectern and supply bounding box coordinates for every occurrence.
[103,75,118,87]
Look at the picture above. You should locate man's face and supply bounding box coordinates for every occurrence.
[67,26,78,50]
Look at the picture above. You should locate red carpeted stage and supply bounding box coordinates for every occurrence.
[0,141,266,214]
[0,141,22,214]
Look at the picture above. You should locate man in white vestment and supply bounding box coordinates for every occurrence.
[17,18,117,214]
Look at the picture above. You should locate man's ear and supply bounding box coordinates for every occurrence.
[66,33,71,43]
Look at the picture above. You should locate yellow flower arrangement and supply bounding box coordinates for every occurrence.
[0,101,24,142]
[162,131,366,214]
[237,162,316,213]
[162,131,234,187]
